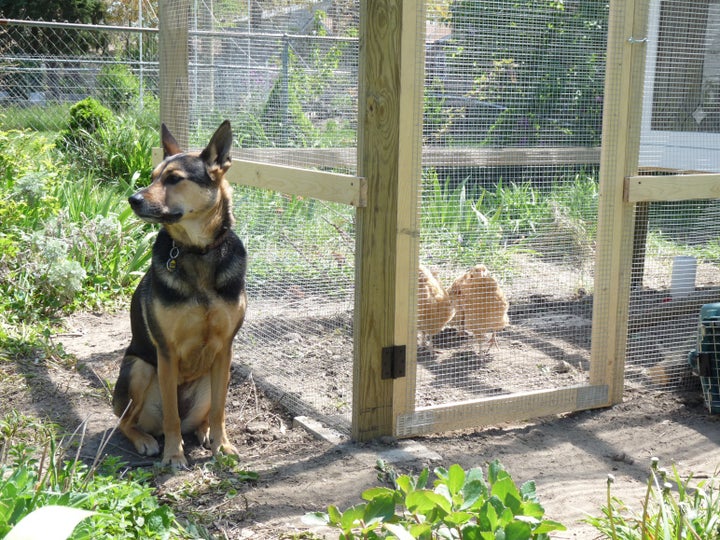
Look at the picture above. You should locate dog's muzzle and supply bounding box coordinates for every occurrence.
[128,192,182,223]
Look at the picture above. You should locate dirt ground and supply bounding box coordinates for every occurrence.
[3,309,719,539]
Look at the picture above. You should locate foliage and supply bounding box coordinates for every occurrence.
[420,168,599,270]
[586,458,720,540]
[427,0,607,146]
[59,98,115,149]
[304,460,566,539]
[0,411,199,540]
[96,64,141,112]
[0,118,155,329]
[0,0,106,55]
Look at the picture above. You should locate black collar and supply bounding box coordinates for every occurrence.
[165,228,230,272]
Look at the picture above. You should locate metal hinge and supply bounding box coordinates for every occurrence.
[382,345,406,380]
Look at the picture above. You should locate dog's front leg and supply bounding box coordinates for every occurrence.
[209,347,238,456]
[157,353,187,467]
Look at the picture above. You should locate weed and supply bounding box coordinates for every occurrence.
[586,457,720,539]
[0,412,200,539]
[304,460,565,539]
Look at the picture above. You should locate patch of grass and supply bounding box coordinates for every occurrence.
[586,457,720,539]
[421,169,599,275]
[0,104,71,132]
[0,412,203,539]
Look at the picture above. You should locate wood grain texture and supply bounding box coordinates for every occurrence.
[353,0,423,441]
[159,0,189,148]
[590,0,650,404]
[625,173,720,202]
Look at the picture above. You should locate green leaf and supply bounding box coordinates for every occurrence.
[363,494,396,527]
[339,504,366,532]
[447,464,466,496]
[406,489,452,515]
[416,468,430,490]
[533,519,567,534]
[328,505,343,524]
[519,501,545,519]
[487,460,505,484]
[477,499,499,531]
[491,477,522,514]
[504,520,532,540]
[519,480,538,502]
[395,475,413,495]
[444,511,473,527]
[461,479,489,510]
[5,505,95,540]
[302,512,330,526]
[383,522,416,540]
[363,487,397,502]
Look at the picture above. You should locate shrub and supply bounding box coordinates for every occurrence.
[59,97,114,148]
[0,412,201,540]
[96,64,141,112]
[304,460,565,539]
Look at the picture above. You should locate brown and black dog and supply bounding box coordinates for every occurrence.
[112,120,247,467]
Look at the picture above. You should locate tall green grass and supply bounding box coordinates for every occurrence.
[421,169,599,271]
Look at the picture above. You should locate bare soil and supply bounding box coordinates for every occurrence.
[2,309,719,539]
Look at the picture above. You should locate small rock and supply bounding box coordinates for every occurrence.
[246,421,270,434]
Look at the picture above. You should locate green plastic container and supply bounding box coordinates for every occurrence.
[688,303,720,413]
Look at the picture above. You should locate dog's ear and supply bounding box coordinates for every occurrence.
[162,124,183,158]
[200,120,233,176]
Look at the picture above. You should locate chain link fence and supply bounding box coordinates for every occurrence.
[0,19,158,130]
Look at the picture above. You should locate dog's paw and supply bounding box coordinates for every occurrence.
[133,433,160,456]
[211,439,239,457]
[161,451,188,469]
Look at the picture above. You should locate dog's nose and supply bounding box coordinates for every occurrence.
[128,193,144,208]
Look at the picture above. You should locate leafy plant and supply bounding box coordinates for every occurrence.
[0,412,199,539]
[304,460,565,539]
[59,97,114,147]
[586,458,720,540]
[96,64,141,112]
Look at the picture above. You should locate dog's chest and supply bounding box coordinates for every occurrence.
[153,295,245,383]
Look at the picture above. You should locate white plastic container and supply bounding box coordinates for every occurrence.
[671,255,697,298]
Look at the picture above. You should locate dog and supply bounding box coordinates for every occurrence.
[112,120,247,467]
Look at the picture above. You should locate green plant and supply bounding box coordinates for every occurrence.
[60,98,114,144]
[0,412,199,539]
[96,64,141,112]
[586,458,720,540]
[304,460,565,539]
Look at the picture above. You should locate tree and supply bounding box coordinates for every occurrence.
[0,0,107,55]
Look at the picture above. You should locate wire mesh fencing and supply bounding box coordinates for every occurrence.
[5,0,720,433]
[0,19,158,130]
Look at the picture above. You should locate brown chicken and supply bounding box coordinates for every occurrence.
[448,264,509,353]
[417,264,454,352]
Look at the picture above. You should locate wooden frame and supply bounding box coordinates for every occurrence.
[625,173,720,202]
[590,0,650,405]
[352,0,424,441]
[155,0,654,440]
[151,149,367,207]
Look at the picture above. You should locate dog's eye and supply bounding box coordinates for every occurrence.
[164,174,183,185]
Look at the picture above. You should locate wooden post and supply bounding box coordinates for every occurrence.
[353,0,424,441]
[590,0,650,403]
[159,0,189,148]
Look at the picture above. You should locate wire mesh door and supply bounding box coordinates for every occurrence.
[397,0,618,436]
